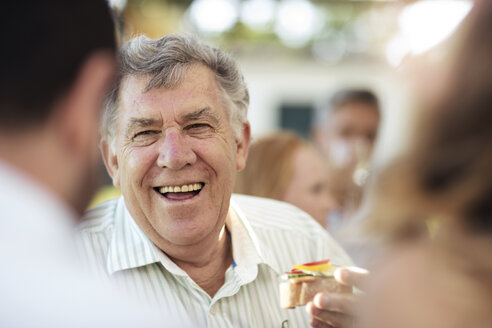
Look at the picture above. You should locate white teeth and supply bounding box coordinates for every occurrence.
[159,183,202,194]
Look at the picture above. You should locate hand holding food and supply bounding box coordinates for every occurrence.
[306,266,369,328]
[279,259,352,309]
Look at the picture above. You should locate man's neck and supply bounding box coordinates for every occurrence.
[0,131,69,206]
[169,223,233,297]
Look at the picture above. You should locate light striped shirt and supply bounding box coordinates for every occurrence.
[77,194,353,327]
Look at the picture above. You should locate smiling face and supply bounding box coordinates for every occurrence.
[102,64,250,250]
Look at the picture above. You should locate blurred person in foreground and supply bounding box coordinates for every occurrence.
[311,89,381,229]
[0,1,169,327]
[234,130,337,227]
[348,1,492,327]
[77,34,355,327]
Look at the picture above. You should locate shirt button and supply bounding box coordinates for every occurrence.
[210,304,218,315]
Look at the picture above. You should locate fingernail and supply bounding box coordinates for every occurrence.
[347,266,369,275]
[313,293,328,308]
[305,301,313,314]
[334,267,347,283]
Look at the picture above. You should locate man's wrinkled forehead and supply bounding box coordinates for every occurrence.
[119,65,217,104]
[119,69,223,116]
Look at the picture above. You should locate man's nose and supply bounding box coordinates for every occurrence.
[156,128,197,169]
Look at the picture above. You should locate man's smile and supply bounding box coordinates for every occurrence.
[154,182,204,200]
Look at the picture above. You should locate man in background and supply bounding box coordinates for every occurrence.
[0,1,170,326]
[311,89,381,228]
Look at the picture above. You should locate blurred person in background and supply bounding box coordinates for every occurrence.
[234,130,337,227]
[77,34,356,327]
[0,1,169,327]
[354,0,492,327]
[310,89,382,267]
[311,89,381,230]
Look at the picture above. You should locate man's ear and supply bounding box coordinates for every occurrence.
[53,51,115,164]
[100,140,120,187]
[236,122,251,171]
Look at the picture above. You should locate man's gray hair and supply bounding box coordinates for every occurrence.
[102,34,249,143]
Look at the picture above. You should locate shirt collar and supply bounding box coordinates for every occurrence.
[106,196,282,278]
[107,197,172,275]
[229,196,282,277]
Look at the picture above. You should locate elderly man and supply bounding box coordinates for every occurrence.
[78,34,354,327]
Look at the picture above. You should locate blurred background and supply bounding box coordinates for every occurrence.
[94,0,473,202]
[108,0,471,162]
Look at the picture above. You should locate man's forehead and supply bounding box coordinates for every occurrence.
[120,74,222,114]
[118,79,225,130]
[120,64,217,96]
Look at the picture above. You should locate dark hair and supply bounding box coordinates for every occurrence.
[314,88,380,126]
[330,89,379,114]
[0,0,116,130]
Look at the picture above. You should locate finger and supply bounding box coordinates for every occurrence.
[334,266,369,288]
[313,292,359,316]
[307,301,355,328]
[307,302,335,327]
[310,317,335,328]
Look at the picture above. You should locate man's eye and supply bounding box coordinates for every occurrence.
[186,123,211,130]
[134,130,159,138]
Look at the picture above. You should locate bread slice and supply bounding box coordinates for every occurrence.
[299,276,351,305]
[280,276,315,309]
[280,276,351,309]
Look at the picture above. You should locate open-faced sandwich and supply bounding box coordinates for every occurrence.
[279,259,352,309]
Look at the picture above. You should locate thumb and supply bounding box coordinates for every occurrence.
[334,266,370,289]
